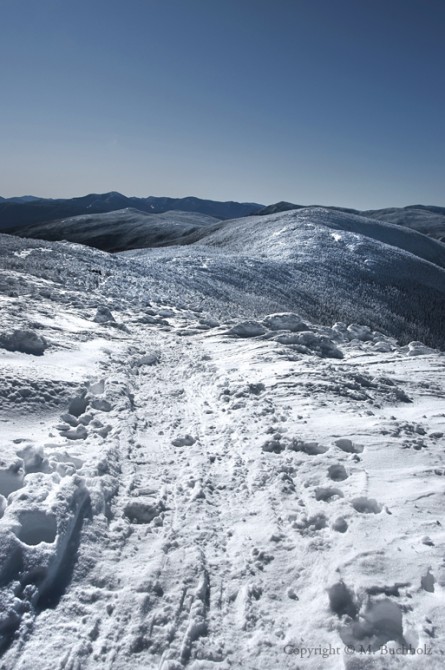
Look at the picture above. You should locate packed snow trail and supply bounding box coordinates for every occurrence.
[1,308,445,670]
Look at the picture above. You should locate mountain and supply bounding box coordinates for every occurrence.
[141,195,262,219]
[3,193,444,246]
[256,202,445,241]
[123,206,445,349]
[363,206,445,241]
[256,200,305,215]
[0,192,263,231]
[3,195,44,204]
[5,201,445,346]
[11,208,221,252]
[196,206,445,270]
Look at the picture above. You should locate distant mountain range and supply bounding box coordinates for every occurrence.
[0,195,43,204]
[1,192,444,252]
[0,192,263,231]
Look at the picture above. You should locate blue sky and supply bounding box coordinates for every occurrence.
[1,0,444,207]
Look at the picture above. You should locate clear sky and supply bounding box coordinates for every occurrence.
[1,0,444,208]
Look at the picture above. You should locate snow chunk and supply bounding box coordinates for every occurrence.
[228,321,267,338]
[60,425,88,440]
[0,457,25,497]
[262,312,306,332]
[16,444,49,474]
[133,352,159,367]
[373,340,393,352]
[124,498,165,524]
[0,329,48,356]
[346,323,373,341]
[407,341,434,356]
[0,532,23,585]
[276,331,343,358]
[93,306,115,323]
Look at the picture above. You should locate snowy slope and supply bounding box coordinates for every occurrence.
[0,230,445,669]
[8,209,221,252]
[363,206,445,242]
[256,203,445,242]
[195,207,445,269]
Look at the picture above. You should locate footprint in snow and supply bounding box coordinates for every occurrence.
[328,464,349,481]
[288,439,328,455]
[335,438,364,454]
[315,487,344,502]
[172,435,196,448]
[351,497,382,514]
[332,517,348,533]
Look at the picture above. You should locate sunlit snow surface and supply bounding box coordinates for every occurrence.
[0,210,445,669]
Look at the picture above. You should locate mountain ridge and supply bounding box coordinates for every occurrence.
[11,208,221,253]
[2,193,445,243]
[0,192,263,231]
[256,202,445,241]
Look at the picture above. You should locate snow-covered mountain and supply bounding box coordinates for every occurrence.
[11,208,221,252]
[0,205,445,669]
[0,192,263,233]
[1,196,44,204]
[2,194,445,246]
[363,206,445,242]
[124,207,445,349]
[257,203,445,241]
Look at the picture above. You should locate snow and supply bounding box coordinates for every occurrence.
[0,222,444,669]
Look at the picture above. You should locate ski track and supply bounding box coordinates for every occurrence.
[0,246,445,669]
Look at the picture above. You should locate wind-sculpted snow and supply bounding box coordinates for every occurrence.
[0,230,445,668]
